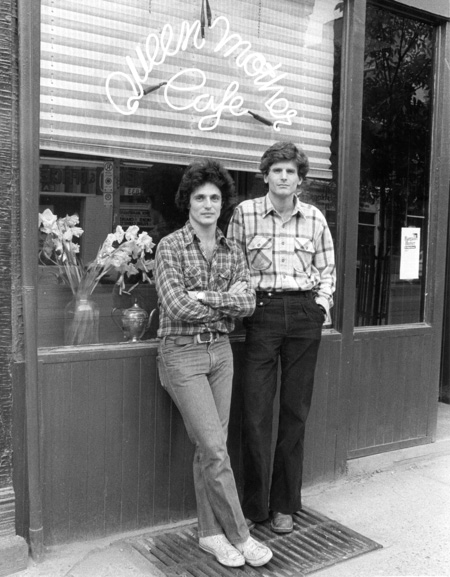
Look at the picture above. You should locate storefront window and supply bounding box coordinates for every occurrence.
[38,0,343,347]
[356,4,433,326]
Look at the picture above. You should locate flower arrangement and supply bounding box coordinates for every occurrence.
[39,209,155,297]
[39,209,155,346]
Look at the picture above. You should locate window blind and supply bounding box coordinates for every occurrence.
[40,0,340,177]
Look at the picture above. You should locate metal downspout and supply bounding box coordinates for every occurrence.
[18,0,43,560]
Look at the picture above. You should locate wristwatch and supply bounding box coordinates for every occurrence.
[196,291,206,303]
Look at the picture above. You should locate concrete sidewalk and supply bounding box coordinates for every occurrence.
[16,403,450,577]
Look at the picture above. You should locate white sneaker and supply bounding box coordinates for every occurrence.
[199,534,245,567]
[236,536,273,566]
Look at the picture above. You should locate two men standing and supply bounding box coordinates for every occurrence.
[154,140,335,566]
[228,141,336,533]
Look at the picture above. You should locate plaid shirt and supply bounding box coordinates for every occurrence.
[227,194,336,312]
[155,221,255,337]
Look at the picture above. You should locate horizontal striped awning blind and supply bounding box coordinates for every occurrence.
[40,0,341,177]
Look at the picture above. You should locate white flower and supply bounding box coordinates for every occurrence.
[39,209,155,296]
[64,214,80,227]
[125,225,139,241]
[137,231,155,252]
[39,208,57,228]
[114,226,125,243]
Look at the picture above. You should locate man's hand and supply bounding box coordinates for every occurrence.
[318,304,327,321]
[228,281,248,294]
[187,291,197,299]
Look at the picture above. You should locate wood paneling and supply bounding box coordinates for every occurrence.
[304,336,344,484]
[39,346,196,544]
[37,333,343,545]
[348,328,434,458]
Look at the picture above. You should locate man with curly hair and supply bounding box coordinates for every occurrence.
[154,159,272,568]
[227,142,336,534]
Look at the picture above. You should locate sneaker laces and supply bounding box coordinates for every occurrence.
[238,536,270,558]
[200,534,243,561]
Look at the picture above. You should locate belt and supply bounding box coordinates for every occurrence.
[256,290,311,298]
[166,332,221,345]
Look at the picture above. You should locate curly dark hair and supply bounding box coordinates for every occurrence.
[175,159,235,213]
[259,141,310,179]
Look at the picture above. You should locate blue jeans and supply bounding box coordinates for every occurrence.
[157,335,249,545]
[241,291,324,521]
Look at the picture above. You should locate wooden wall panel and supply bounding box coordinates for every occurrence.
[39,347,196,545]
[37,335,343,545]
[35,327,435,544]
[103,358,126,535]
[303,336,343,485]
[348,330,433,458]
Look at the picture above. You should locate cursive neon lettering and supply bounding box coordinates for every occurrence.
[164,69,246,131]
[273,109,297,130]
[105,16,297,131]
[145,33,161,67]
[241,52,268,77]
[163,69,207,111]
[106,71,140,115]
[126,50,149,93]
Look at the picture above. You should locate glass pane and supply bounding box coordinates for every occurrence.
[37,0,343,347]
[356,5,433,326]
[38,158,184,347]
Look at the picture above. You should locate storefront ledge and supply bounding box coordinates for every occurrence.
[354,322,433,338]
[0,535,28,577]
[38,340,159,362]
[38,335,254,360]
[37,328,343,363]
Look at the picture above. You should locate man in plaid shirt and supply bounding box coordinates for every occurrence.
[155,159,272,568]
[227,142,336,534]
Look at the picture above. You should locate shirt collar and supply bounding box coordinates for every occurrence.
[182,220,231,249]
[262,193,305,219]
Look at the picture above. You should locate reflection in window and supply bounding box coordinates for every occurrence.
[37,1,344,347]
[356,5,433,326]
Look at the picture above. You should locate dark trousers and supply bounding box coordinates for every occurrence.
[241,292,323,522]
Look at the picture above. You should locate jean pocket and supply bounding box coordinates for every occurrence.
[305,299,325,324]
[156,353,169,390]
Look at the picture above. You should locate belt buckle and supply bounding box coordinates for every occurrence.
[196,332,214,343]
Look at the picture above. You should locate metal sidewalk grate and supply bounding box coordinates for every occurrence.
[127,507,382,576]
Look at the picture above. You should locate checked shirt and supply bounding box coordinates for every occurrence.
[155,221,255,337]
[227,194,336,313]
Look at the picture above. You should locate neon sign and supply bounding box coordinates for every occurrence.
[105,16,297,132]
